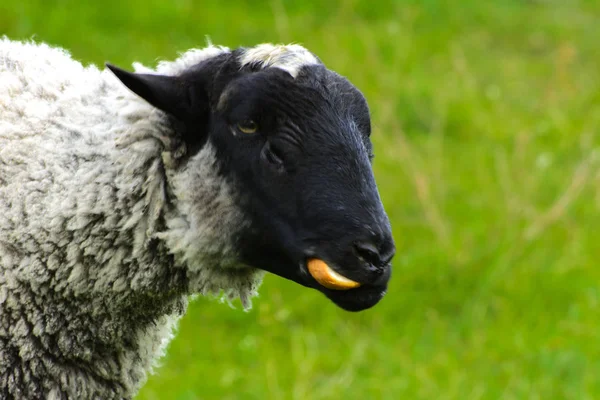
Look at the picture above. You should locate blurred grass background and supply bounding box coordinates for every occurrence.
[2,0,600,399]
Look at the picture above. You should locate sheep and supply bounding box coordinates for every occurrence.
[0,37,395,400]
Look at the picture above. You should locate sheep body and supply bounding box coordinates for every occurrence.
[0,38,265,399]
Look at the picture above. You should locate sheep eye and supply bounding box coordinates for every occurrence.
[236,120,258,134]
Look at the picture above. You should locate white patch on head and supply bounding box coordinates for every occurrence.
[239,43,320,78]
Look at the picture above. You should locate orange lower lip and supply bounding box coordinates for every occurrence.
[306,258,361,290]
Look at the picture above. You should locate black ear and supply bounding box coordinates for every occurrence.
[106,63,193,120]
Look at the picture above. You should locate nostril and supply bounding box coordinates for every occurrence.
[379,238,396,265]
[353,241,382,267]
[380,247,395,266]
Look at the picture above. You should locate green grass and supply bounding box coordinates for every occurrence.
[2,0,600,398]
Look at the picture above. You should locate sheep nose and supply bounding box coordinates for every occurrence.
[353,237,395,270]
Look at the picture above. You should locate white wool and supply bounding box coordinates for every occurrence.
[0,37,270,399]
[135,42,231,75]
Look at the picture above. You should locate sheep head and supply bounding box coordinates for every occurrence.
[106,43,395,312]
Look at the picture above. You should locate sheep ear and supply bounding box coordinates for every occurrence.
[105,63,192,120]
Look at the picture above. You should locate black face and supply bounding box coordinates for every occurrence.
[106,49,395,312]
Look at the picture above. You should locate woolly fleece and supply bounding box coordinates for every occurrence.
[0,38,268,399]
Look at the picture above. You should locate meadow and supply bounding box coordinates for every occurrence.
[2,0,600,398]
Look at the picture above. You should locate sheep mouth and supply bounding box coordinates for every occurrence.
[306,258,361,290]
[301,258,391,312]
